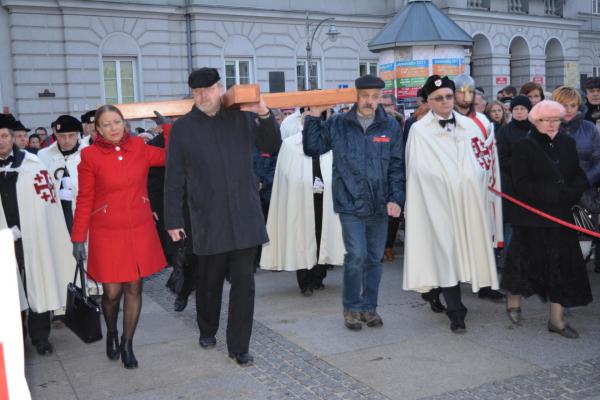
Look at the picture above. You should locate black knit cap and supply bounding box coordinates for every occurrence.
[355,74,385,90]
[81,110,96,124]
[585,77,600,90]
[54,115,83,134]
[510,95,532,112]
[188,67,220,89]
[421,75,455,98]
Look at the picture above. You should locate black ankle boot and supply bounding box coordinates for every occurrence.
[447,308,467,333]
[120,336,138,369]
[106,331,120,361]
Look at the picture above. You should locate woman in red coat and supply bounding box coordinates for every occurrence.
[71,105,166,369]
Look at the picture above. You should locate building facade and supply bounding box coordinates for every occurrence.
[0,0,599,128]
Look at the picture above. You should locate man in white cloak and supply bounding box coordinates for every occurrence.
[38,115,83,233]
[403,75,503,333]
[0,115,74,354]
[260,109,345,295]
[452,73,505,302]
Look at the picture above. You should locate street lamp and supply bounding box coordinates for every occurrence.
[305,11,340,90]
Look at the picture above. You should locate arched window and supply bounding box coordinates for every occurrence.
[100,33,141,104]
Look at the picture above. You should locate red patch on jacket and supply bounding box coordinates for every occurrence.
[373,136,390,143]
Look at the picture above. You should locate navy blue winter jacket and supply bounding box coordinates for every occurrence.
[302,105,405,217]
[560,112,600,186]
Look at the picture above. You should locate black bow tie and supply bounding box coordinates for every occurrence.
[439,118,456,128]
[0,155,14,167]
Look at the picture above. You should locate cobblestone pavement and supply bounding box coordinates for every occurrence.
[144,270,389,400]
[144,269,600,400]
[422,357,600,400]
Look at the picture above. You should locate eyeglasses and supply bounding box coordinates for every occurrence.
[429,94,454,102]
[538,118,561,124]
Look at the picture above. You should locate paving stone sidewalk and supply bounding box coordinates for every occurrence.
[26,255,600,399]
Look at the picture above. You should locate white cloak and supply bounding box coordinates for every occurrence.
[403,111,502,293]
[0,151,75,313]
[260,113,345,271]
[0,229,32,400]
[37,142,81,213]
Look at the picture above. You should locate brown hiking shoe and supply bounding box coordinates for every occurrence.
[343,309,362,330]
[360,311,383,327]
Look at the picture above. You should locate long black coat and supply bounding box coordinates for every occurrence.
[164,105,281,256]
[510,128,588,228]
[496,118,532,222]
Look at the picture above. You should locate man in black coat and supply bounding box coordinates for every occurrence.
[164,68,281,365]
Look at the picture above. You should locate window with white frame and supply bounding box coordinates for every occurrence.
[224,59,252,89]
[103,58,137,104]
[594,0,600,14]
[359,61,378,77]
[297,60,321,91]
[593,66,600,77]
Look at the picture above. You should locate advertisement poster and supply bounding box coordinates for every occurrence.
[378,62,396,96]
[432,58,464,78]
[395,60,429,99]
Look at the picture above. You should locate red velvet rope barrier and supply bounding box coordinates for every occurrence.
[488,186,600,239]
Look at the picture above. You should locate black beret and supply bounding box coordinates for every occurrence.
[510,95,532,112]
[0,114,15,130]
[81,110,96,124]
[585,77,600,90]
[54,115,83,134]
[421,75,455,98]
[355,74,385,90]
[12,120,30,132]
[188,67,220,89]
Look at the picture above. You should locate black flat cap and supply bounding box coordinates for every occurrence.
[188,68,220,89]
[12,120,30,132]
[81,110,96,124]
[585,77,600,90]
[0,114,16,130]
[55,115,83,134]
[355,74,385,90]
[421,75,455,98]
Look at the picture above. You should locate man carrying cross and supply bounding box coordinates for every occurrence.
[302,75,405,330]
[164,68,281,365]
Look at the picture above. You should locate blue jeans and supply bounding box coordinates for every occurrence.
[339,213,387,312]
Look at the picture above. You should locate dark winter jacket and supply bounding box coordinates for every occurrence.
[164,105,281,255]
[584,101,600,125]
[496,118,532,222]
[302,104,405,217]
[511,128,588,228]
[252,149,277,206]
[560,112,600,186]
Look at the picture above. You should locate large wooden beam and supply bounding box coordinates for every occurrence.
[116,84,357,120]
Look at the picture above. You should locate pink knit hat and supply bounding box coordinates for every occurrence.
[528,100,565,123]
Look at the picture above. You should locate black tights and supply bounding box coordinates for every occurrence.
[101,280,143,339]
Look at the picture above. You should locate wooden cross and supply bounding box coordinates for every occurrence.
[115,84,357,120]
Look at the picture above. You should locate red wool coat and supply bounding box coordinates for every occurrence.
[71,136,167,283]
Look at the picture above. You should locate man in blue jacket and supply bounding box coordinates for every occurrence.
[303,75,405,330]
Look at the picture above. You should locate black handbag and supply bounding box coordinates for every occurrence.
[166,240,187,295]
[572,204,597,233]
[64,261,103,343]
[579,187,600,214]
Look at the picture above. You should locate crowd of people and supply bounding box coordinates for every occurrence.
[1,68,598,370]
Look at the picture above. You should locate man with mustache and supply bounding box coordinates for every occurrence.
[303,75,405,330]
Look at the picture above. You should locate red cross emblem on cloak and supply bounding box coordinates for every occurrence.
[471,137,492,170]
[33,170,57,203]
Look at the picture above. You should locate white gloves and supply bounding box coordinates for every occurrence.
[313,177,324,194]
[10,226,21,241]
[59,176,74,201]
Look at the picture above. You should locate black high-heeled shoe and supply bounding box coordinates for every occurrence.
[120,336,138,369]
[106,331,120,361]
